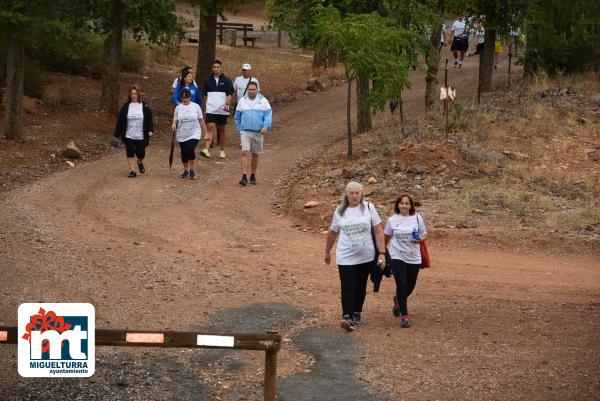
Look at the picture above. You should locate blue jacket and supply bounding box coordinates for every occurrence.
[171,82,202,107]
[234,93,272,133]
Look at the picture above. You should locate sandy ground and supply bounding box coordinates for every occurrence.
[0,46,599,400]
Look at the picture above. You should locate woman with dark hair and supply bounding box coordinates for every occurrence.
[172,88,208,180]
[170,66,197,95]
[113,85,154,178]
[170,67,202,106]
[384,194,427,328]
[324,181,386,332]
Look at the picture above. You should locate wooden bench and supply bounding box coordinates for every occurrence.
[217,22,253,45]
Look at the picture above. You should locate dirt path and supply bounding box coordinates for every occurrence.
[1,54,599,400]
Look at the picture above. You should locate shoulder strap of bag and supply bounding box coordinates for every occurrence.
[366,202,376,228]
[242,76,253,97]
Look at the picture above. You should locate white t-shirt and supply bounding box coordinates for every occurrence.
[174,102,203,142]
[330,202,382,266]
[452,20,466,37]
[234,76,260,99]
[172,77,197,88]
[384,214,427,264]
[476,27,485,44]
[440,24,446,43]
[125,103,144,140]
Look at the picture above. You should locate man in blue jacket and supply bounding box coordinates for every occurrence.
[234,82,272,186]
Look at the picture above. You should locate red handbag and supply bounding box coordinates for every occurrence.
[420,241,431,268]
[416,214,430,268]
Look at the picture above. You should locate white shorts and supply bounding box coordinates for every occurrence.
[240,130,264,154]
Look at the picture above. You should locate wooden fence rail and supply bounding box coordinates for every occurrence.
[0,326,281,401]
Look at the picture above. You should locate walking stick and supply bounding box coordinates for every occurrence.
[169,129,175,169]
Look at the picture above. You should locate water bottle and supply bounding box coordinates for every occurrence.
[412,227,420,241]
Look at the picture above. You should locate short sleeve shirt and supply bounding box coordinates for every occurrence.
[330,202,382,266]
[234,76,260,99]
[174,102,203,142]
[452,20,466,37]
[384,214,427,264]
[125,103,144,140]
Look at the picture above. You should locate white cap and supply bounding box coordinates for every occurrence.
[242,63,251,70]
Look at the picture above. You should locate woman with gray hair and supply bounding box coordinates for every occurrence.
[324,181,386,332]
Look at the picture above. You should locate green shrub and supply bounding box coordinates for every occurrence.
[524,0,600,75]
[41,83,62,106]
[121,39,145,71]
[23,59,47,99]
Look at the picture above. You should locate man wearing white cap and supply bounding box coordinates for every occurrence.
[233,63,260,107]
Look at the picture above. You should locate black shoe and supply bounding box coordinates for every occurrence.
[249,175,257,185]
[239,176,248,186]
[340,316,355,332]
[353,313,364,327]
[137,161,145,174]
[128,171,137,178]
[189,170,197,180]
[180,170,189,179]
[401,315,411,328]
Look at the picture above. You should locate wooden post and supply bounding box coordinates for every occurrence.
[444,58,449,141]
[399,92,404,137]
[347,76,353,160]
[508,42,513,87]
[477,47,482,104]
[219,23,223,45]
[264,349,278,401]
[277,31,282,48]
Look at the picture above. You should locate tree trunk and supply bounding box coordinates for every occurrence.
[480,28,496,92]
[5,29,25,140]
[425,0,445,111]
[356,74,371,133]
[196,0,217,93]
[312,48,327,69]
[346,76,352,160]
[100,0,124,115]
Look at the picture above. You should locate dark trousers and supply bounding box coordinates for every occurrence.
[125,138,145,159]
[391,259,421,316]
[179,139,199,163]
[338,262,372,317]
[473,42,484,55]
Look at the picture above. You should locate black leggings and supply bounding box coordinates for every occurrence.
[125,138,145,159]
[392,259,421,316]
[179,139,199,163]
[338,262,372,318]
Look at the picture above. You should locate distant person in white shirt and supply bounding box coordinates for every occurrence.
[450,15,469,68]
[324,181,386,332]
[384,193,427,328]
[113,85,154,178]
[233,63,260,107]
[172,89,209,180]
[439,23,447,53]
[468,20,485,56]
